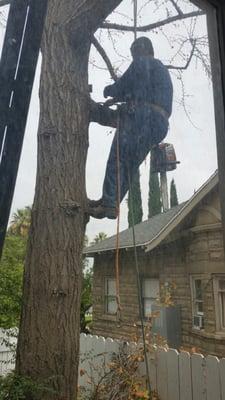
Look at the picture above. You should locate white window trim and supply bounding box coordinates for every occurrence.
[213,274,225,333]
[190,275,204,330]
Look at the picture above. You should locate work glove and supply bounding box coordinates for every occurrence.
[104,85,113,98]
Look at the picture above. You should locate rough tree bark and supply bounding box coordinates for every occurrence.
[15,1,122,399]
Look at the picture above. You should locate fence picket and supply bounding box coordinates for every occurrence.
[206,355,221,400]
[0,351,14,375]
[148,350,157,392]
[79,333,88,388]
[192,353,206,400]
[220,358,225,400]
[157,348,168,400]
[91,335,106,385]
[179,351,192,400]
[1,332,225,399]
[82,333,94,390]
[167,349,180,400]
[104,336,114,372]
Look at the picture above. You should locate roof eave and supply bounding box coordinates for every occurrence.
[145,172,218,253]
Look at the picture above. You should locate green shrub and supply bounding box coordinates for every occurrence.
[0,372,55,400]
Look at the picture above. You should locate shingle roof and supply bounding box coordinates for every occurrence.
[84,171,218,256]
[84,203,186,255]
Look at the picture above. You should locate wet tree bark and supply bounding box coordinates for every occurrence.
[15,1,122,399]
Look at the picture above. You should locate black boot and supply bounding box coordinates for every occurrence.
[88,204,117,220]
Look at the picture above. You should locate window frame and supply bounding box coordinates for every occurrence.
[141,278,160,319]
[104,277,118,315]
[213,274,225,332]
[190,275,205,330]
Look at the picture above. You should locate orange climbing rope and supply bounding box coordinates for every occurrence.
[112,1,152,396]
[115,111,122,318]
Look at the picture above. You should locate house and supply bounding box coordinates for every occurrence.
[84,171,225,357]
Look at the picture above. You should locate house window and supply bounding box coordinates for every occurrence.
[142,279,159,318]
[213,276,225,331]
[191,277,204,330]
[105,278,117,314]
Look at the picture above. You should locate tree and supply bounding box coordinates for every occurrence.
[128,169,143,227]
[15,1,207,399]
[148,158,161,218]
[0,234,26,328]
[170,178,179,207]
[15,4,123,398]
[91,232,107,244]
[9,206,31,237]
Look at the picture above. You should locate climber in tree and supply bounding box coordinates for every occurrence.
[89,36,173,219]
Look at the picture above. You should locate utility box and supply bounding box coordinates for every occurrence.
[151,305,182,349]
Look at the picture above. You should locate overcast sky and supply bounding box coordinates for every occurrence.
[1,0,218,241]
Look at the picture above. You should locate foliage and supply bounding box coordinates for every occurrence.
[128,169,143,227]
[91,233,107,245]
[170,178,179,208]
[0,234,27,328]
[8,207,31,237]
[80,268,93,333]
[148,159,161,218]
[0,214,93,331]
[0,373,55,400]
[159,282,177,307]
[78,327,163,400]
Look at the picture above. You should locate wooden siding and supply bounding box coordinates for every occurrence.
[92,191,225,357]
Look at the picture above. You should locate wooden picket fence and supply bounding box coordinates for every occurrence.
[78,334,225,400]
[1,332,225,399]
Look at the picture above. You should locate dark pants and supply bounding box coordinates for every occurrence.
[102,105,169,208]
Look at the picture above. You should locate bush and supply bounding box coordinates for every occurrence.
[0,373,55,400]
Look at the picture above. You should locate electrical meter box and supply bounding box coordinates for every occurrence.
[151,305,182,348]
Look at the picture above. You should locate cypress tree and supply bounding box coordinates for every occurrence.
[128,169,143,227]
[148,157,162,218]
[170,178,179,207]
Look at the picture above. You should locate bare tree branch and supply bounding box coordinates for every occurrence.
[0,0,10,6]
[169,0,183,16]
[166,39,196,70]
[100,10,204,32]
[92,36,118,81]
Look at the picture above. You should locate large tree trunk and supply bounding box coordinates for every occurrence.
[15,1,122,399]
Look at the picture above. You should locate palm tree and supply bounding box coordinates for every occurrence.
[91,232,107,245]
[9,206,32,237]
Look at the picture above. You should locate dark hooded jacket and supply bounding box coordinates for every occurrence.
[105,55,173,116]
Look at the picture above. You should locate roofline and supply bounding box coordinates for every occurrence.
[145,171,218,252]
[85,171,218,256]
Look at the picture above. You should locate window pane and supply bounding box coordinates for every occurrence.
[144,299,154,317]
[108,298,117,314]
[195,280,202,300]
[143,279,159,298]
[107,279,116,296]
[219,280,225,292]
[195,301,203,314]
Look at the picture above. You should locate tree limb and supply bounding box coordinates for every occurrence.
[100,10,204,32]
[90,100,118,127]
[0,0,10,6]
[166,39,196,70]
[68,0,123,50]
[92,36,118,82]
[169,0,183,16]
